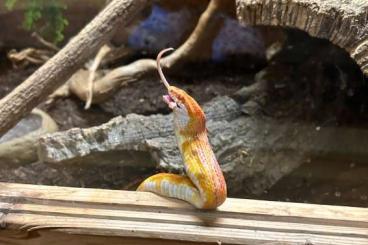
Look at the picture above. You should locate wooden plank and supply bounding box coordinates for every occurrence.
[2,202,367,237]
[0,182,367,224]
[0,182,367,244]
[0,230,198,245]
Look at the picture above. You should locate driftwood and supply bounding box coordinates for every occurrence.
[0,0,147,137]
[1,182,368,245]
[7,33,60,69]
[69,0,231,104]
[236,0,368,75]
[84,44,112,109]
[7,48,53,69]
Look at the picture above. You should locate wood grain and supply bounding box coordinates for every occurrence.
[0,182,367,244]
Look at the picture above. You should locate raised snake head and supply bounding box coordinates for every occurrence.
[157,48,206,136]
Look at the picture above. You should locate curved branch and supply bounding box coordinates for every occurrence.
[70,0,230,104]
[85,44,112,109]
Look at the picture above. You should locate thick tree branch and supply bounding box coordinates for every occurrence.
[0,0,147,137]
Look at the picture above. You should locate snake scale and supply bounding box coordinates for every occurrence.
[137,48,227,209]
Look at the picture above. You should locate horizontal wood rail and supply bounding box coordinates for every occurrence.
[0,182,367,244]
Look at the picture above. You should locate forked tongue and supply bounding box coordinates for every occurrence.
[157,48,176,108]
[156,48,174,90]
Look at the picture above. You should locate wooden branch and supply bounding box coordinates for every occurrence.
[7,48,53,68]
[70,0,228,104]
[0,0,147,137]
[236,0,368,75]
[31,32,60,52]
[85,44,112,109]
[0,182,367,245]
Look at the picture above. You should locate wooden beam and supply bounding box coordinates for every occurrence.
[0,182,367,244]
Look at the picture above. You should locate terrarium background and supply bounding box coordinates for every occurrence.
[0,0,368,207]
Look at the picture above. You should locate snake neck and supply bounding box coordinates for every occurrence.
[175,128,227,209]
[174,127,204,155]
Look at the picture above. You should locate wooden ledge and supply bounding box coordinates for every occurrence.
[0,183,367,244]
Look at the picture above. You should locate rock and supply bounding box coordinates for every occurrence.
[128,4,198,53]
[211,18,265,67]
[128,2,266,65]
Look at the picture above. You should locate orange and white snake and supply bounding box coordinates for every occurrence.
[137,48,227,209]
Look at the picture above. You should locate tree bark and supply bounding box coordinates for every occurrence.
[0,0,147,137]
[38,90,368,196]
[236,0,368,76]
[36,95,307,196]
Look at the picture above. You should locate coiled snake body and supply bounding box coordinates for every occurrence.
[137,48,227,209]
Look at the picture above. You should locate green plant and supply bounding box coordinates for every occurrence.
[5,0,69,44]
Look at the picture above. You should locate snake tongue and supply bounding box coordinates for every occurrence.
[163,95,177,109]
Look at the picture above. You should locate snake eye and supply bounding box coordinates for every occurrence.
[177,102,184,109]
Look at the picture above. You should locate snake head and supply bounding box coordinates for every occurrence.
[156,48,206,135]
[163,86,206,135]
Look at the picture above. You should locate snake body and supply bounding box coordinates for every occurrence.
[137,49,227,209]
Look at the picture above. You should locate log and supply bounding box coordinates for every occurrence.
[0,182,367,245]
[235,0,368,75]
[0,0,147,137]
[39,95,304,196]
